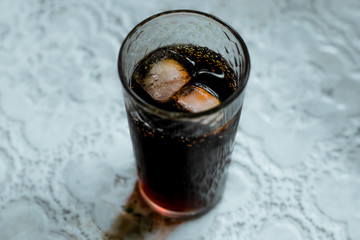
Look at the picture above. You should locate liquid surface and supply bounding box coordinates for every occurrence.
[131,45,237,112]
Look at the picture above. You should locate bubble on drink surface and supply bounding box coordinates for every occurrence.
[177,85,220,113]
[135,59,191,102]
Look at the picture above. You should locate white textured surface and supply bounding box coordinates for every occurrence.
[0,0,359,239]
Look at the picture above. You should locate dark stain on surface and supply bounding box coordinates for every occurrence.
[103,182,184,240]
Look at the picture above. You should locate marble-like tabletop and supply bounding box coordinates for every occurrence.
[0,0,359,239]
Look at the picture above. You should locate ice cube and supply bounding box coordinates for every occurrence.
[137,59,191,102]
[177,85,220,113]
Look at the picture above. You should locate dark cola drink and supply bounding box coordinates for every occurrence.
[127,45,241,217]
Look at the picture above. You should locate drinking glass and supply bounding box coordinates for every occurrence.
[118,10,250,219]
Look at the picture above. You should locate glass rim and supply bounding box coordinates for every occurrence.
[118,9,251,119]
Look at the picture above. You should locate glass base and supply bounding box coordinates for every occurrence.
[138,183,215,219]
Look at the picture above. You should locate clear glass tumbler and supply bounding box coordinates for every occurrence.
[118,10,250,219]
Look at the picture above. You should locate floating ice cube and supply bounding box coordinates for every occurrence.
[137,59,191,102]
[177,85,220,113]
